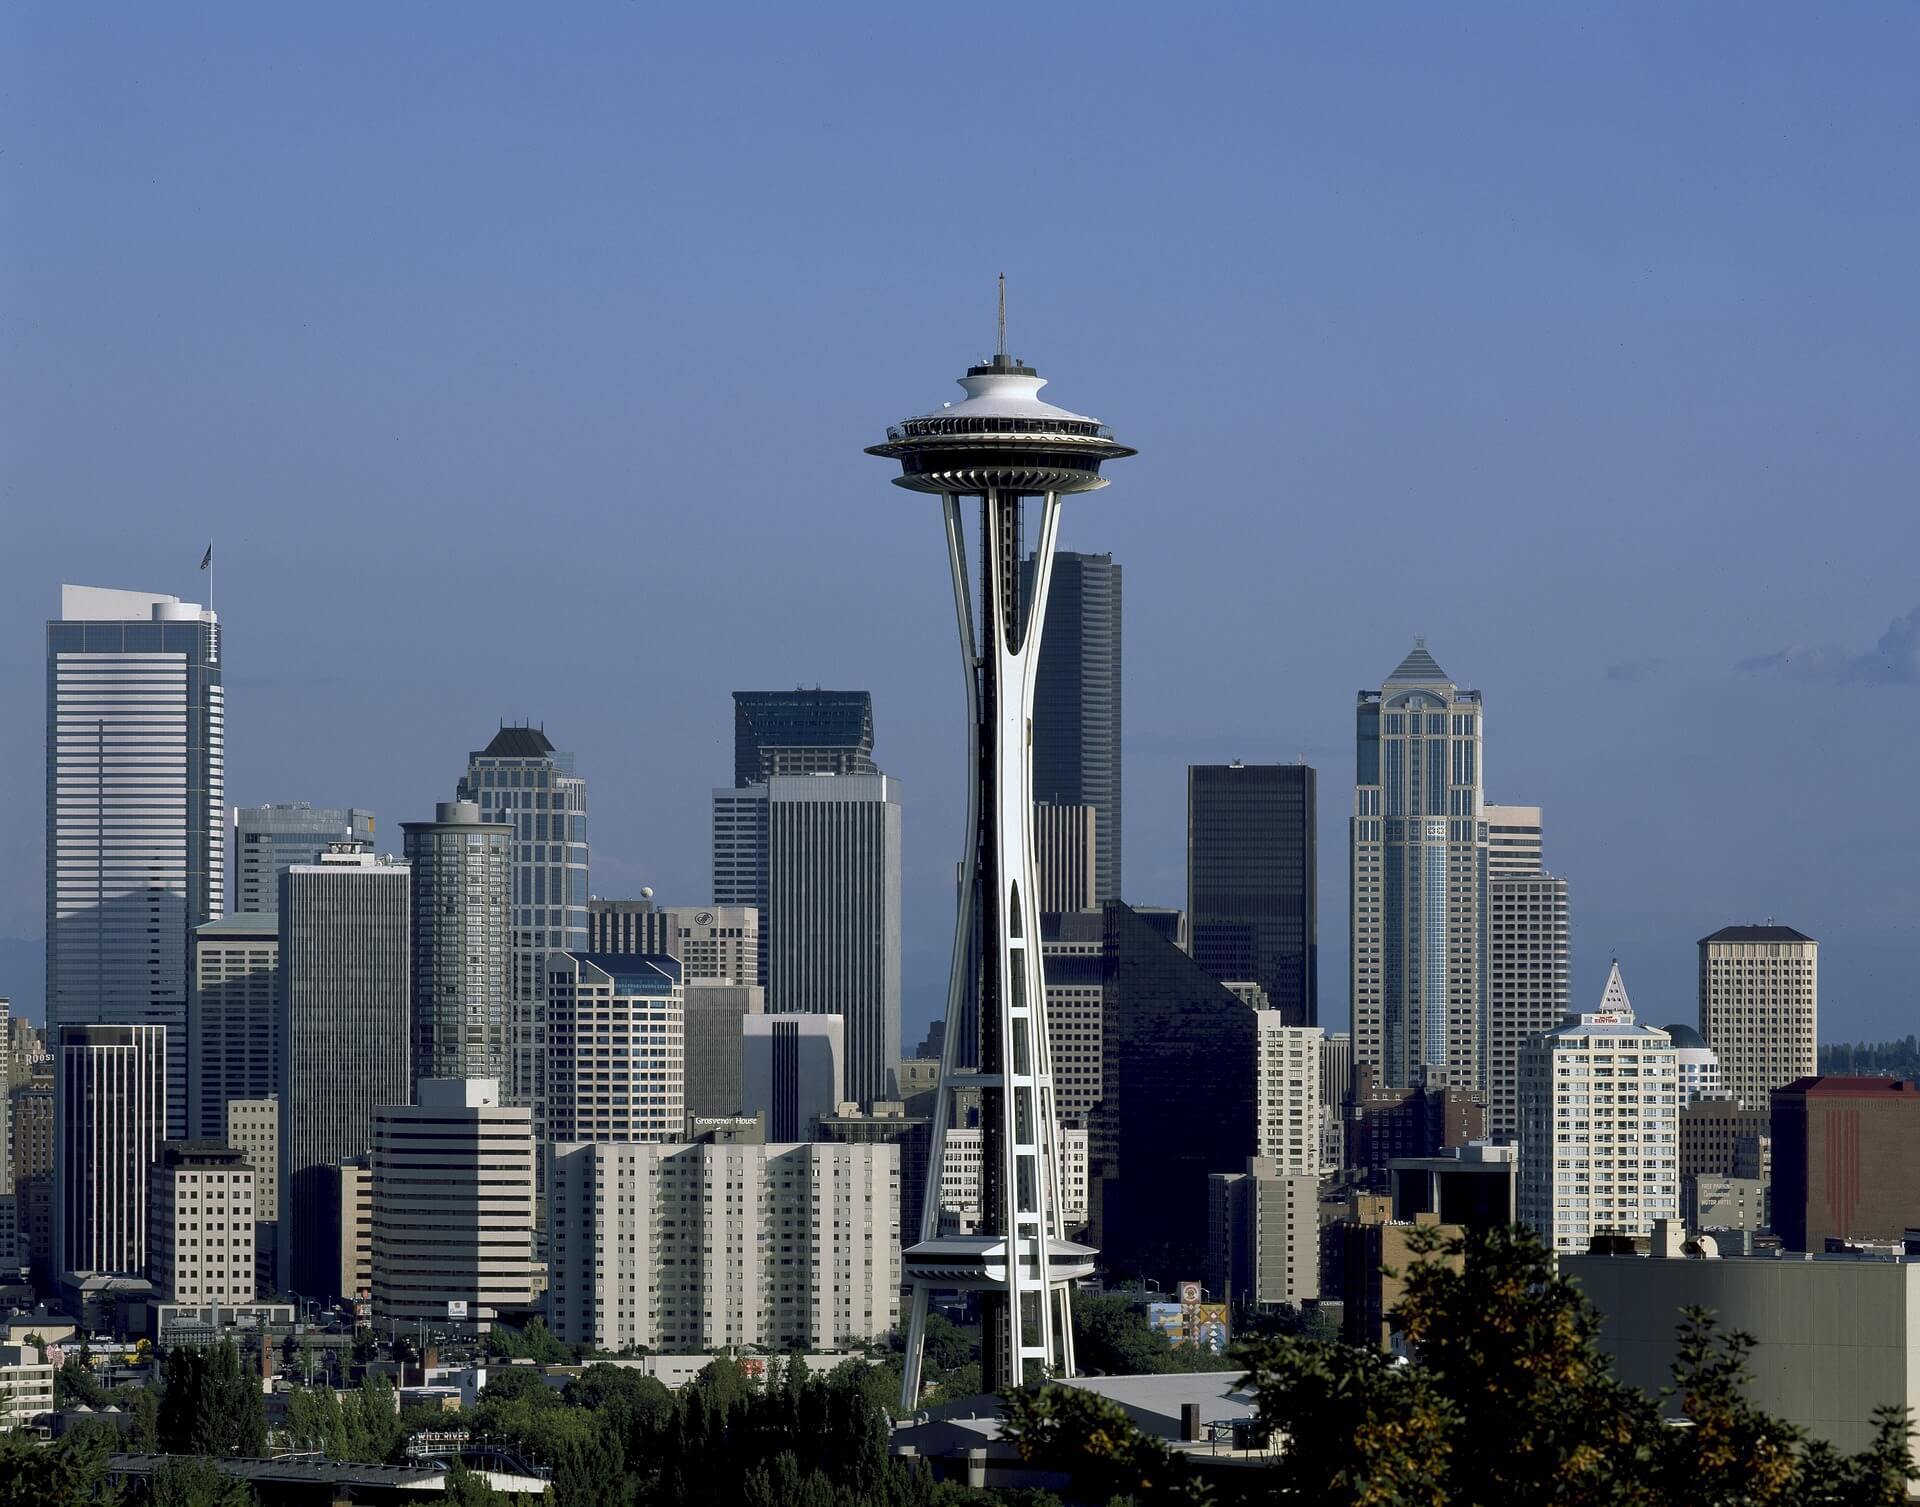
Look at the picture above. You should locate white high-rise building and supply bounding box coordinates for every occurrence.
[1351,642,1485,1092]
[1255,1018,1323,1176]
[1698,925,1817,1111]
[188,914,278,1141]
[148,1142,254,1305]
[55,1023,168,1278]
[1482,804,1543,877]
[937,1126,1087,1232]
[1664,1024,1723,1107]
[47,585,224,1142]
[546,952,684,1143]
[1518,963,1680,1254]
[546,1139,899,1353]
[714,775,903,1107]
[372,1079,533,1331]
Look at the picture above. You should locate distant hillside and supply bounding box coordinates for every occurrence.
[1819,1037,1920,1080]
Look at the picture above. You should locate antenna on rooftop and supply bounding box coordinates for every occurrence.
[997,273,1007,359]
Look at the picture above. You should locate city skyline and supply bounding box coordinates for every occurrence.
[5,7,1918,1050]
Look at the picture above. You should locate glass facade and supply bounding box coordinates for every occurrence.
[732,690,875,786]
[1186,763,1317,1027]
[1351,642,1484,1092]
[456,728,589,1130]
[47,593,223,1145]
[1090,902,1259,1281]
[1024,552,1123,904]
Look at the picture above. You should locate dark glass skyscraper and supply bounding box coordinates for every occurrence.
[1090,902,1259,1282]
[732,690,876,786]
[1025,552,1122,903]
[1187,762,1318,1026]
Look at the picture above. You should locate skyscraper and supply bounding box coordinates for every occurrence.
[1483,803,1543,876]
[1351,641,1485,1092]
[869,308,1129,1399]
[402,802,513,1086]
[1517,963,1679,1253]
[1481,803,1570,1142]
[712,789,772,985]
[1698,924,1818,1111]
[232,804,375,915]
[54,1023,167,1278]
[1032,803,1098,916]
[187,913,279,1140]
[456,728,589,1129]
[1024,551,1122,904]
[545,952,685,1144]
[47,584,224,1142]
[371,1079,534,1332]
[717,774,903,1106]
[732,690,876,785]
[1090,902,1260,1281]
[1188,762,1318,1026]
[741,1013,845,1140]
[277,845,411,1299]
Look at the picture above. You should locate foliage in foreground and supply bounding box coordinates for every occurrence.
[1006,1225,1919,1507]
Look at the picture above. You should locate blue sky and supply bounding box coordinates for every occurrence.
[4,4,1917,1041]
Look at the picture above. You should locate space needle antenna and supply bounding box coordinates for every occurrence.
[996,273,1007,359]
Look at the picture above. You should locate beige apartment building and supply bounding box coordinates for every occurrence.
[1698,925,1817,1111]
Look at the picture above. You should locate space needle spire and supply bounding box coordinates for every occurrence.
[868,288,1134,1403]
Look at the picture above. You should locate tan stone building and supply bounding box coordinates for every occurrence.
[1698,924,1816,1111]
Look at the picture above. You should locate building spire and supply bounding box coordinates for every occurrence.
[996,272,1007,359]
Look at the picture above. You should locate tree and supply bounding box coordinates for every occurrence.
[1071,1294,1180,1376]
[439,1462,509,1506]
[56,1353,109,1409]
[0,1421,123,1507]
[156,1342,266,1458]
[1067,1224,1920,1506]
[484,1318,569,1365]
[1002,1384,1212,1506]
[142,1457,256,1507]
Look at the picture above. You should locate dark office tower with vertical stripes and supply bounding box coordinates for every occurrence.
[277,845,411,1300]
[1187,762,1318,1027]
[733,690,876,786]
[1024,552,1122,904]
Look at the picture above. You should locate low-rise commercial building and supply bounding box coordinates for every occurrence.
[0,1343,55,1428]
[1772,1076,1920,1252]
[1567,1248,1920,1467]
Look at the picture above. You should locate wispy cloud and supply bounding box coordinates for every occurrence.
[1739,607,1920,686]
[1605,656,1670,686]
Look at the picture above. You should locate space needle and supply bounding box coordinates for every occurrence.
[869,282,1134,1402]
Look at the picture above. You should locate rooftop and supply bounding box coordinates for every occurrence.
[1663,1022,1709,1050]
[476,725,556,758]
[1384,639,1451,685]
[1700,924,1814,944]
[1778,1076,1920,1097]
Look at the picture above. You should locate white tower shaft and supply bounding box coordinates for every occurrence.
[900,489,1085,1404]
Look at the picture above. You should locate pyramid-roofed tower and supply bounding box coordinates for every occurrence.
[1597,960,1634,1018]
[1385,638,1452,684]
